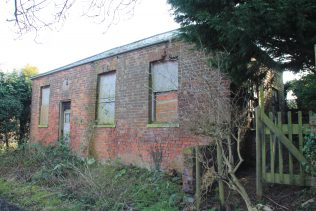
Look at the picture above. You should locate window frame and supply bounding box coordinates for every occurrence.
[38,85,50,127]
[96,71,116,127]
[148,60,179,126]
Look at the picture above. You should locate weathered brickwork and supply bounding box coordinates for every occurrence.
[263,68,285,112]
[155,91,178,123]
[30,36,229,172]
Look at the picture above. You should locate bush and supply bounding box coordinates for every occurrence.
[303,133,316,175]
[0,141,184,210]
[0,140,83,184]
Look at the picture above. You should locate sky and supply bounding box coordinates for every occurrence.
[0,0,179,73]
[0,0,298,85]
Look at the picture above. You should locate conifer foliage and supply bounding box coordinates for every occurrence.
[168,0,316,85]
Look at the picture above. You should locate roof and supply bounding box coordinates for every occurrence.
[31,29,179,80]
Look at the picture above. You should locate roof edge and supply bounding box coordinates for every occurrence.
[31,29,180,80]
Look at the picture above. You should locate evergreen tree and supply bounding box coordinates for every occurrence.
[0,67,37,147]
[0,72,23,148]
[286,73,316,111]
[168,0,316,85]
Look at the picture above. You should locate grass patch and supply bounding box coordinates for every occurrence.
[0,179,82,210]
[0,142,184,210]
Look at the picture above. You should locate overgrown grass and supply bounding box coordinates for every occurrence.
[0,179,83,210]
[0,142,184,210]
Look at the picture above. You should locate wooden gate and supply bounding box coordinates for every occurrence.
[255,87,316,198]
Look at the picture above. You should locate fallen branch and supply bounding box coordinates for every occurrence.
[263,194,289,210]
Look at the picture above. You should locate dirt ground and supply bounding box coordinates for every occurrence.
[198,166,315,210]
[236,168,316,210]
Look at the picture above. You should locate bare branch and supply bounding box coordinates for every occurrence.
[174,47,258,209]
[6,0,139,37]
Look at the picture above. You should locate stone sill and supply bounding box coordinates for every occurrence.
[94,124,116,128]
[147,123,179,128]
[38,125,48,128]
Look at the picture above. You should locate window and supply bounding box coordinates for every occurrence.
[39,86,50,126]
[150,60,178,123]
[97,71,116,125]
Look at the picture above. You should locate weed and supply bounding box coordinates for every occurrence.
[0,142,184,210]
[303,133,316,175]
[0,179,83,210]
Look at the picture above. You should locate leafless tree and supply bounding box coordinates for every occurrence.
[178,50,259,210]
[6,0,138,36]
[143,47,258,209]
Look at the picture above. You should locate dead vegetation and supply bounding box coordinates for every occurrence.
[0,142,184,210]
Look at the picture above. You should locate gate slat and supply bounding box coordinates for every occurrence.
[261,113,307,163]
[277,112,284,181]
[287,112,294,183]
[298,111,305,185]
[262,124,266,178]
[255,107,263,199]
[256,86,314,199]
[269,112,275,182]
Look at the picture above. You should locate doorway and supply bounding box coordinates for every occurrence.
[60,101,71,144]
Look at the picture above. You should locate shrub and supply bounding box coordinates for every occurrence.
[0,141,184,210]
[303,133,316,175]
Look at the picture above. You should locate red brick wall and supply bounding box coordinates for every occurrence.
[30,40,229,172]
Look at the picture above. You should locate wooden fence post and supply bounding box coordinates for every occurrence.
[216,144,225,208]
[195,146,201,210]
[256,107,263,199]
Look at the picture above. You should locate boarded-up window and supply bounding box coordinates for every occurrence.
[150,61,178,123]
[97,72,116,125]
[39,86,50,125]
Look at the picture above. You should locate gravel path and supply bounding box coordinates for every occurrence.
[0,198,23,211]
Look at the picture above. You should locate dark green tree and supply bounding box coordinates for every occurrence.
[0,72,23,148]
[19,65,38,145]
[168,0,316,85]
[286,73,316,112]
[0,68,37,148]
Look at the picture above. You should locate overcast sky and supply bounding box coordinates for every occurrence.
[0,0,298,84]
[0,0,179,73]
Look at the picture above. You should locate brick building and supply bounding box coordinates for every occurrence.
[29,30,230,172]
